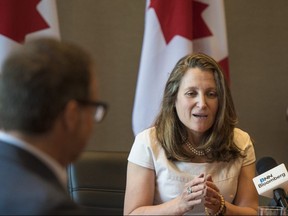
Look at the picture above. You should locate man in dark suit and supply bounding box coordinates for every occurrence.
[0,38,107,215]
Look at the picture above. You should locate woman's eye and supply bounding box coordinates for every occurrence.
[185,91,197,97]
[207,91,218,98]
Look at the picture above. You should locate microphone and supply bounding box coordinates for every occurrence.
[253,156,288,208]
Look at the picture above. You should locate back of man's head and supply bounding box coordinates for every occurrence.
[0,37,92,134]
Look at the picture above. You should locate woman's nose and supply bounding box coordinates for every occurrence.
[196,94,207,108]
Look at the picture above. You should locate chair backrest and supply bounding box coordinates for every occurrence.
[67,151,129,215]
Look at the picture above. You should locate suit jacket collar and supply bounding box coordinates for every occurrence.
[0,140,65,191]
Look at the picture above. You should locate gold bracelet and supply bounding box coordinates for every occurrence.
[205,194,226,216]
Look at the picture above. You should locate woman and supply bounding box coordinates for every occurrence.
[124,53,258,215]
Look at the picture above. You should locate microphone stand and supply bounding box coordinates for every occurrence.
[273,188,288,208]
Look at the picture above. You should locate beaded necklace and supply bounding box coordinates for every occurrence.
[185,140,211,156]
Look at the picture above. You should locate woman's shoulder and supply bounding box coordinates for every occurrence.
[134,127,161,151]
[233,128,256,164]
[234,127,250,137]
[135,127,156,140]
[134,126,158,144]
[129,127,163,169]
[233,128,253,150]
[136,126,155,134]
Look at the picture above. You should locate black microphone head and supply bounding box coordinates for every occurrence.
[256,156,278,175]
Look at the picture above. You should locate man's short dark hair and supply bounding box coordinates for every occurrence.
[0,37,93,134]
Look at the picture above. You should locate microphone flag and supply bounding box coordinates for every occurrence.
[253,163,288,198]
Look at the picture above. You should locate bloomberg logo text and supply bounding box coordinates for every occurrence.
[258,173,286,188]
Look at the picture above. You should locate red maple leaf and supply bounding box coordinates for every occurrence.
[0,0,49,43]
[149,0,212,44]
[218,57,229,82]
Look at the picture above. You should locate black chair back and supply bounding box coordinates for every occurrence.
[67,151,129,215]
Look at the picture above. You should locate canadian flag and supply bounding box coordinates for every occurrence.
[0,0,60,67]
[132,0,229,135]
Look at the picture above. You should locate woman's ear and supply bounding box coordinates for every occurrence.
[62,100,80,131]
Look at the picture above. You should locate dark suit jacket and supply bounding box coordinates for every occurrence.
[0,140,88,215]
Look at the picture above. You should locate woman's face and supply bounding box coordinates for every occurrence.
[175,67,218,137]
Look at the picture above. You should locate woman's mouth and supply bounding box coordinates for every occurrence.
[193,114,208,119]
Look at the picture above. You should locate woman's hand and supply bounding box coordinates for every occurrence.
[177,173,207,213]
[204,174,224,215]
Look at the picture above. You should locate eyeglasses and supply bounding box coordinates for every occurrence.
[76,99,108,123]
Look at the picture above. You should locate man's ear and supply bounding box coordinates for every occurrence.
[62,100,80,131]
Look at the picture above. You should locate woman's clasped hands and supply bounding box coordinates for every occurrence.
[177,173,206,213]
[180,173,224,215]
[204,175,225,215]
